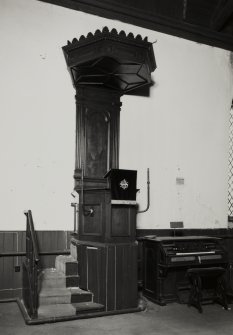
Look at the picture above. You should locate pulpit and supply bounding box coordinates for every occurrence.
[79,169,137,243]
[63,27,156,312]
[73,168,138,309]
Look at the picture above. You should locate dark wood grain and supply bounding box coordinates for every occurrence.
[78,189,136,243]
[106,245,115,310]
[142,236,229,305]
[211,0,233,30]
[72,240,138,311]
[74,86,121,190]
[41,0,233,51]
[85,111,109,178]
[115,244,138,309]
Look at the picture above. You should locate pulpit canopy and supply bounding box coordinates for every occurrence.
[62,27,156,94]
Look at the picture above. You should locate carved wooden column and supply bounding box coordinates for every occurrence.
[74,86,121,190]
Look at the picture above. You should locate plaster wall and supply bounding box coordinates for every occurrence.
[0,0,232,230]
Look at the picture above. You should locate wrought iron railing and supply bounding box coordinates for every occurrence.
[22,210,40,319]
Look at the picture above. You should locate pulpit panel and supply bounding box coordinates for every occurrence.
[74,86,121,189]
[85,110,110,178]
[111,205,135,238]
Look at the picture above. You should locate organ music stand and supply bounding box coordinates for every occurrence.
[170,221,184,237]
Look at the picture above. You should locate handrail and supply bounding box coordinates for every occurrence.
[0,250,70,257]
[23,210,40,319]
[26,210,39,263]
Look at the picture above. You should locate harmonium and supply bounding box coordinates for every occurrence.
[142,235,228,305]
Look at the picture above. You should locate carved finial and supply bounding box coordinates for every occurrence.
[102,26,109,33]
[127,32,134,39]
[111,28,118,35]
[79,35,85,41]
[119,30,126,37]
[67,40,71,45]
[143,36,148,42]
[87,32,93,38]
[94,29,101,36]
[136,34,142,41]
[72,38,78,44]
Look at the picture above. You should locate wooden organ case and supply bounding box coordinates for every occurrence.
[142,236,228,305]
[62,27,156,312]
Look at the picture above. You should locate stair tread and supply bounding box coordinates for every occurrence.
[41,268,79,279]
[70,287,92,295]
[56,255,78,263]
[73,302,105,313]
[55,255,79,276]
[39,288,71,297]
[38,303,76,318]
[39,287,91,296]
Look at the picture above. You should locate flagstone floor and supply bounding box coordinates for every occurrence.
[1,300,233,335]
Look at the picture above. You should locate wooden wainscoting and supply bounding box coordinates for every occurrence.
[2,228,233,300]
[0,231,72,300]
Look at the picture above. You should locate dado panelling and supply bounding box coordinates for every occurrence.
[0,231,71,299]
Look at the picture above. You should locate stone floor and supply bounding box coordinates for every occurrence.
[1,300,233,335]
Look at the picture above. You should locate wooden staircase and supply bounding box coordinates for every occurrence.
[21,211,144,324]
[21,211,106,322]
[37,254,104,319]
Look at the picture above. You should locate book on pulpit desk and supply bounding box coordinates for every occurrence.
[104,169,137,205]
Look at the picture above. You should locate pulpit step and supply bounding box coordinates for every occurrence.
[39,288,71,305]
[38,303,76,318]
[73,301,105,314]
[39,268,79,289]
[39,287,93,305]
[55,255,78,275]
[37,301,105,319]
[70,287,93,303]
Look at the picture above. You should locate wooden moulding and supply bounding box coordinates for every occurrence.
[62,27,156,94]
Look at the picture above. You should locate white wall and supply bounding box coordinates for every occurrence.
[0,0,232,230]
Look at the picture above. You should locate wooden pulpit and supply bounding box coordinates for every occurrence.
[62,27,156,312]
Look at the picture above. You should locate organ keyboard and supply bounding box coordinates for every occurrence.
[142,236,228,305]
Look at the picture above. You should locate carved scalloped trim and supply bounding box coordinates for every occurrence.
[66,26,149,47]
